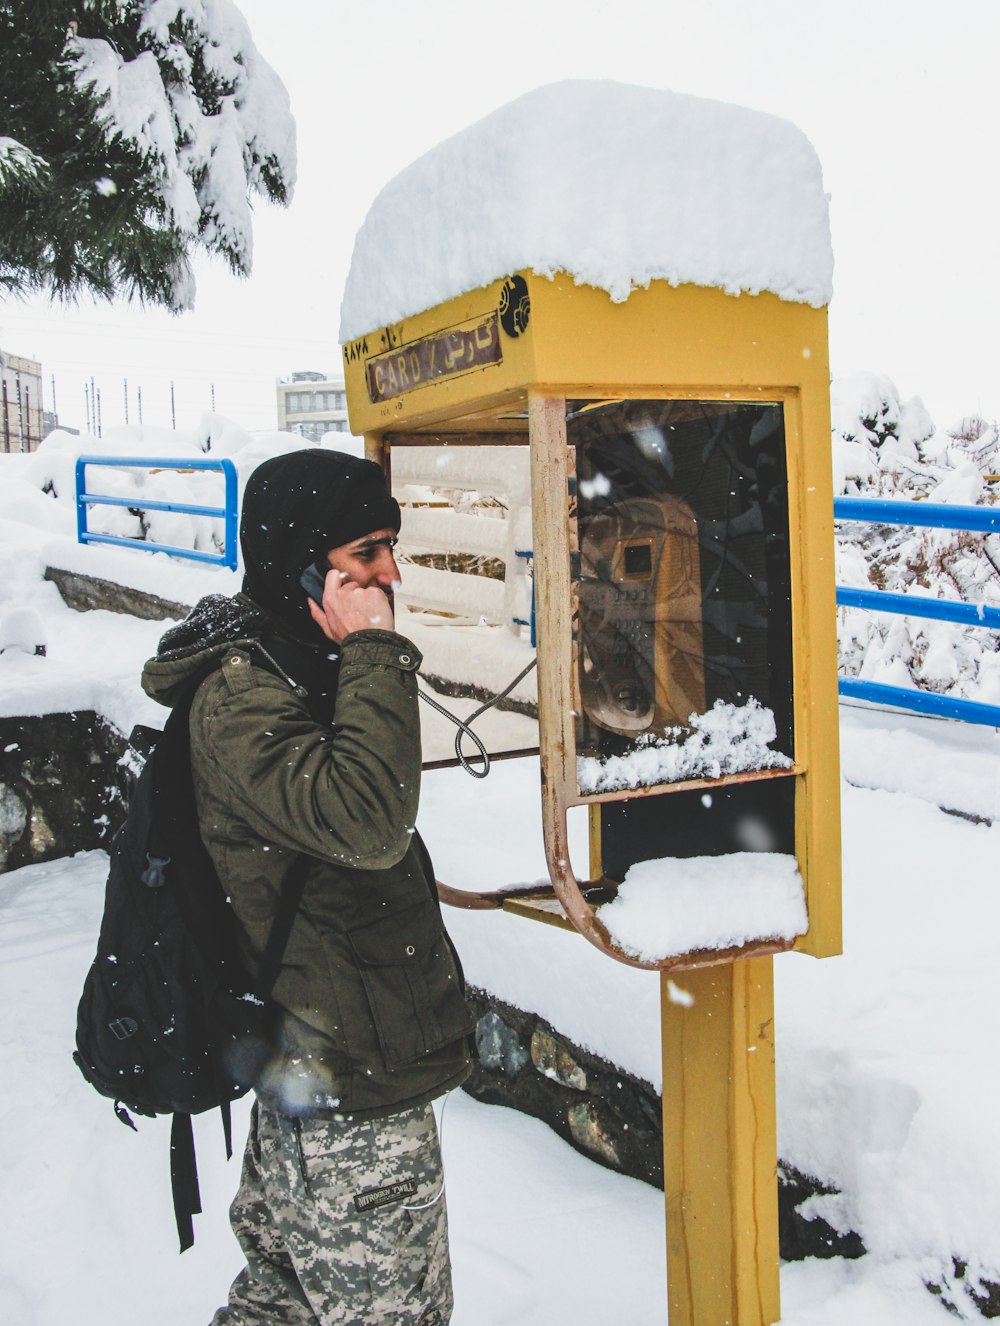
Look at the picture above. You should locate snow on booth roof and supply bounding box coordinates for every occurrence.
[340,80,833,342]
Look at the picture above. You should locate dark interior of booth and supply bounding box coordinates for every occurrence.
[569,398,797,879]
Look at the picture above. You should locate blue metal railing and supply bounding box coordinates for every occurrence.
[833,496,1000,726]
[70,461,998,725]
[75,455,238,570]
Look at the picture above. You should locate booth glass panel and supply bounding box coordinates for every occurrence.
[388,441,539,768]
[569,399,793,795]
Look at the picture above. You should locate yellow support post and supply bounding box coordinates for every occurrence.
[661,958,781,1326]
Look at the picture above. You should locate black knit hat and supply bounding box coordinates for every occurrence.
[240,448,401,643]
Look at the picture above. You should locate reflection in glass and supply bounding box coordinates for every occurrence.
[388,443,539,768]
[579,492,705,735]
[570,400,794,793]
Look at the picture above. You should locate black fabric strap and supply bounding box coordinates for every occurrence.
[170,1112,201,1254]
[220,1099,233,1162]
[172,854,308,1253]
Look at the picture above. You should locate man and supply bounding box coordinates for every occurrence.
[141,449,472,1325]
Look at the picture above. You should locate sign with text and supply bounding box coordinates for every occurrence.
[366,315,502,404]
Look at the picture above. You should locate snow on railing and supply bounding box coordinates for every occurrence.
[75,455,239,570]
[834,496,1000,726]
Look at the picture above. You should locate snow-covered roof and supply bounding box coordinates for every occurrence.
[340,80,833,341]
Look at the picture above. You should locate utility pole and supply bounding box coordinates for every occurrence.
[15,371,24,451]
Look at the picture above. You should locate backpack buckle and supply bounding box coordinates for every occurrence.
[141,853,170,888]
[114,1100,139,1132]
[109,1016,139,1041]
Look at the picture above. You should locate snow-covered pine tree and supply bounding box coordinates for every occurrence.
[0,0,295,310]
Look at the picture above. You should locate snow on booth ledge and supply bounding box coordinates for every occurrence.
[600,852,808,962]
[340,80,833,341]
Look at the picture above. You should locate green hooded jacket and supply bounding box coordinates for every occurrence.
[141,594,473,1121]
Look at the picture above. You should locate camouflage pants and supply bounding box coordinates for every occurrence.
[210,1101,453,1325]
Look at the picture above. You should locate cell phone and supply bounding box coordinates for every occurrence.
[299,559,330,607]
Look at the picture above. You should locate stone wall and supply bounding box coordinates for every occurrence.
[464,985,867,1265]
[4,563,994,1310]
[0,567,172,871]
[43,567,191,622]
[465,986,664,1187]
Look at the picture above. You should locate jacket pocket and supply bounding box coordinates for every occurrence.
[347,902,472,1070]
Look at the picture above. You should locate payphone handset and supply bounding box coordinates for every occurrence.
[578,494,706,737]
[299,559,330,606]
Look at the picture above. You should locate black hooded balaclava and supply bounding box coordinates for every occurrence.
[240,449,401,645]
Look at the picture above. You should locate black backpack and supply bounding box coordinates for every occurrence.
[73,656,308,1251]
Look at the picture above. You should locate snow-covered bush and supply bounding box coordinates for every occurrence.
[832,372,1000,709]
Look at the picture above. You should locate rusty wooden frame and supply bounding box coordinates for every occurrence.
[526,393,800,973]
[377,390,810,973]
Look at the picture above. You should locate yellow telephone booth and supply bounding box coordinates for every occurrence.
[340,82,841,1326]
[342,270,841,1323]
[343,271,840,956]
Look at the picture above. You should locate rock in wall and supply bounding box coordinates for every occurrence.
[464,985,664,1187]
[0,712,128,871]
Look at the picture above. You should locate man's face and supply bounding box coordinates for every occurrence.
[326,527,400,593]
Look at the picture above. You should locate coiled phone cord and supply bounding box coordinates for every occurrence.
[417,656,538,779]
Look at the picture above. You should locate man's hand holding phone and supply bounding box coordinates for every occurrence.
[303,563,395,644]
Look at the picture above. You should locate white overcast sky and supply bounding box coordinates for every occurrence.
[1,0,997,436]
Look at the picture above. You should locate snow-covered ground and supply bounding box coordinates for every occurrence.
[0,706,997,1324]
[1,400,998,1321]
[0,525,998,1323]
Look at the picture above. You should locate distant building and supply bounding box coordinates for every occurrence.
[0,349,44,452]
[276,371,351,442]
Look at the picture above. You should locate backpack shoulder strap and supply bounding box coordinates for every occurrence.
[142,662,221,886]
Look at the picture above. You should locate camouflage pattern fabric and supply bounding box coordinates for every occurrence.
[211,1101,453,1325]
